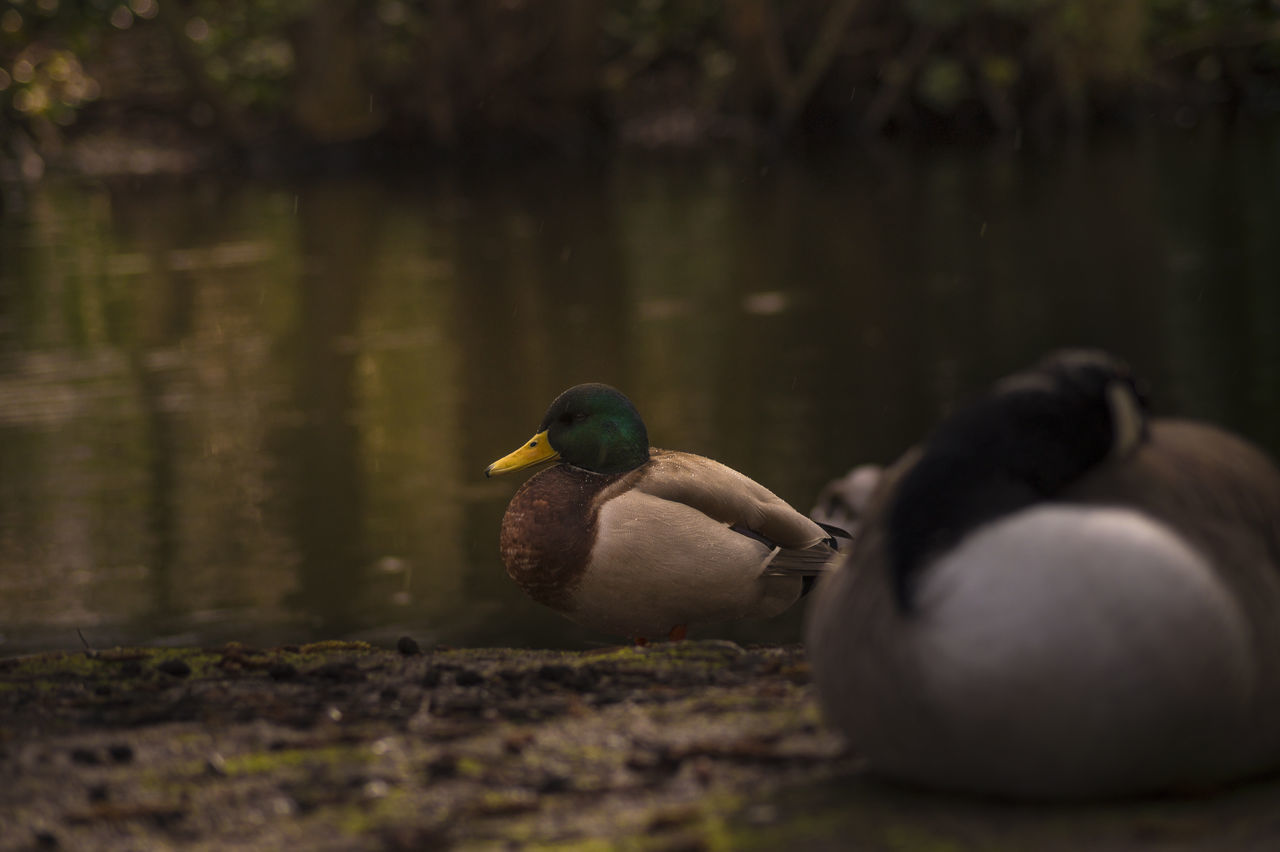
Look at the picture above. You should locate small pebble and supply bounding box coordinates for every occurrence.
[569,667,600,690]
[537,773,571,794]
[267,662,298,680]
[206,752,228,776]
[156,658,191,677]
[626,750,668,772]
[107,744,134,764]
[34,830,59,849]
[537,664,574,683]
[425,755,457,779]
[503,731,535,754]
[646,802,702,832]
[454,668,484,687]
[396,636,421,656]
[70,748,101,766]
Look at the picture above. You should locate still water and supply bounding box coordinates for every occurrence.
[2,126,1278,654]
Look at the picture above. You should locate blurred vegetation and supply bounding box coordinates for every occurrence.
[2,0,1279,173]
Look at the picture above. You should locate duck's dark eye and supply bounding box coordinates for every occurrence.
[561,411,588,424]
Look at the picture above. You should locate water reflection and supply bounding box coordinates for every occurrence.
[1,126,1278,652]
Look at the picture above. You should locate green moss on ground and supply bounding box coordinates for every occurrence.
[1,641,1277,851]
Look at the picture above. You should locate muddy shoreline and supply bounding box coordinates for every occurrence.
[3,639,1278,850]
[1,640,853,849]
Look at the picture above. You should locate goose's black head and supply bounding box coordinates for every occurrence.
[886,349,1151,611]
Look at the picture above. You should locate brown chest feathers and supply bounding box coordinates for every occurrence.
[499,465,623,611]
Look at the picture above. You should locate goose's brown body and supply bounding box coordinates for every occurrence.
[809,403,1280,798]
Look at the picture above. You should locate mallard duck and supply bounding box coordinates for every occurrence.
[485,383,846,643]
[806,350,1280,799]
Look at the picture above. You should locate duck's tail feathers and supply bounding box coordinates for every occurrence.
[760,544,842,599]
[732,521,851,582]
[817,521,854,550]
[763,546,842,575]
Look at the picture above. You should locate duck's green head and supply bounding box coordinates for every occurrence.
[485,383,650,477]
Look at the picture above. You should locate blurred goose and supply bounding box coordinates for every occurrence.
[486,383,846,643]
[810,463,884,538]
[807,350,1280,799]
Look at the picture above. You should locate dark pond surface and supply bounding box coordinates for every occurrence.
[2,125,1279,654]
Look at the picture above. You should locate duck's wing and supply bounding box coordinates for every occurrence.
[616,449,845,574]
[571,449,842,631]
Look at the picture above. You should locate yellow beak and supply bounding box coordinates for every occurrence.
[485,430,559,477]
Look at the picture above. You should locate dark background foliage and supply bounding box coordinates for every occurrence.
[3,0,1279,173]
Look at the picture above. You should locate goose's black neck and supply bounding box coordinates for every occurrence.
[886,350,1149,611]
